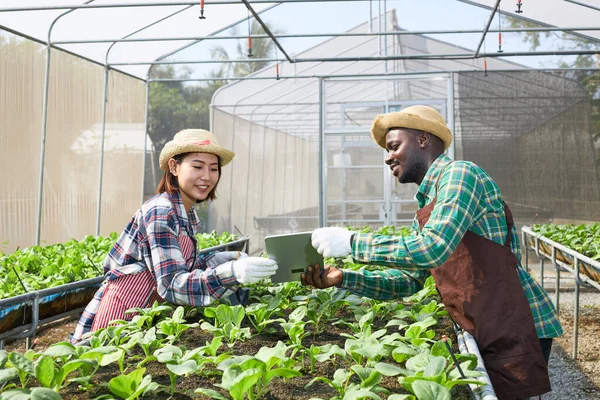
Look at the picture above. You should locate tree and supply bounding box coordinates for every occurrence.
[210,20,282,78]
[506,16,600,159]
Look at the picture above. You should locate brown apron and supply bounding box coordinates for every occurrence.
[416,167,550,399]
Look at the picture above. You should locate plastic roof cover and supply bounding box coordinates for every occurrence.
[0,0,277,79]
[0,0,598,80]
[211,10,523,135]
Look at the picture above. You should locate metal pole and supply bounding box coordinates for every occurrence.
[474,0,501,57]
[149,68,600,83]
[141,79,150,206]
[53,26,600,45]
[563,0,600,12]
[36,0,95,245]
[0,0,373,12]
[96,66,110,236]
[573,258,580,359]
[447,73,456,160]
[111,49,600,66]
[318,77,326,227]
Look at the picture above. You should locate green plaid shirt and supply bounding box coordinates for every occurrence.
[344,154,562,339]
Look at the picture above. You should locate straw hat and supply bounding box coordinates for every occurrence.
[370,105,453,150]
[159,129,235,170]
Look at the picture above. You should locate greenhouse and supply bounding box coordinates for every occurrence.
[0,0,599,399]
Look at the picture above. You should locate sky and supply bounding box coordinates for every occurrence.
[0,0,595,80]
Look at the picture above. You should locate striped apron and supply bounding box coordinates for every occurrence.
[90,234,196,331]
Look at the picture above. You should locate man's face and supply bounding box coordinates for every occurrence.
[384,128,427,184]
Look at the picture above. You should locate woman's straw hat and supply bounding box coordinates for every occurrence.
[159,129,235,171]
[371,105,453,150]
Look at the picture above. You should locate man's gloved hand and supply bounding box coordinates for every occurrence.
[232,257,278,284]
[205,251,247,268]
[311,227,353,258]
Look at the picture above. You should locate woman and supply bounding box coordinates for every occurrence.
[71,129,277,343]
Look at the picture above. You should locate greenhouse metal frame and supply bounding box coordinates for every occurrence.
[1,0,599,247]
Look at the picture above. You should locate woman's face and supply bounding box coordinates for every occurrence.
[169,152,220,210]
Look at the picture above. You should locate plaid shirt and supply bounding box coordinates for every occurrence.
[345,154,562,339]
[73,191,237,341]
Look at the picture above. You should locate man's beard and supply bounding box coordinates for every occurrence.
[398,153,427,184]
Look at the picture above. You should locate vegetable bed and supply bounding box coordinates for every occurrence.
[0,279,482,400]
[0,232,243,337]
[528,223,600,281]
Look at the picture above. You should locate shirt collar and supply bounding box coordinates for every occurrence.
[167,191,201,233]
[416,153,452,207]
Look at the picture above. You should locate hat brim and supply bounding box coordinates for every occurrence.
[371,112,452,150]
[159,143,235,170]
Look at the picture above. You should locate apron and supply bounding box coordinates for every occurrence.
[416,167,550,399]
[91,232,196,331]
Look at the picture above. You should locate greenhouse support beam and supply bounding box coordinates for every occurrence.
[318,77,326,227]
[0,0,372,12]
[241,0,292,63]
[53,26,600,45]
[152,3,281,64]
[96,65,109,236]
[142,80,150,206]
[563,0,600,13]
[474,0,501,57]
[110,49,600,66]
[36,0,95,246]
[148,68,600,83]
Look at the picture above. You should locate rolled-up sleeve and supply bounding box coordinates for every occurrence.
[351,163,484,270]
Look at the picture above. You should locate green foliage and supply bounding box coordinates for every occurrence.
[0,234,116,299]
[195,231,239,250]
[532,223,600,260]
[107,367,159,400]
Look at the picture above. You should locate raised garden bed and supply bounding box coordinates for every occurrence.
[0,279,488,400]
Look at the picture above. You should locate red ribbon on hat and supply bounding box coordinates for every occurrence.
[194,140,211,146]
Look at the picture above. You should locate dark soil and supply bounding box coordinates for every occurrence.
[4,305,471,400]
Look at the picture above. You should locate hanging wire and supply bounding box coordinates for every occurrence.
[483,25,489,77]
[274,45,280,80]
[498,5,503,53]
[516,0,523,14]
[199,0,206,19]
[247,9,253,57]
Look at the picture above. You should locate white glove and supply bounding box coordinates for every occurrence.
[311,227,353,258]
[232,257,278,284]
[205,251,247,268]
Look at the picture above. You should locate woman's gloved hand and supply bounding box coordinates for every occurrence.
[205,251,247,268]
[232,257,278,284]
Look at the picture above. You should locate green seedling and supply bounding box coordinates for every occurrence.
[0,387,63,400]
[105,367,159,400]
[245,296,285,334]
[280,306,310,346]
[157,306,199,343]
[153,345,203,395]
[198,341,301,400]
[201,304,251,347]
[125,301,173,331]
[306,368,382,400]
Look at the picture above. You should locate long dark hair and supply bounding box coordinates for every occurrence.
[156,153,222,202]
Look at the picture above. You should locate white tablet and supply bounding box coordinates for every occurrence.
[264,232,324,283]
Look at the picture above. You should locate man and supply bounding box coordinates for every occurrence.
[303,105,561,400]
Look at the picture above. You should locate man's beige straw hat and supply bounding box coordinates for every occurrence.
[370,105,453,150]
